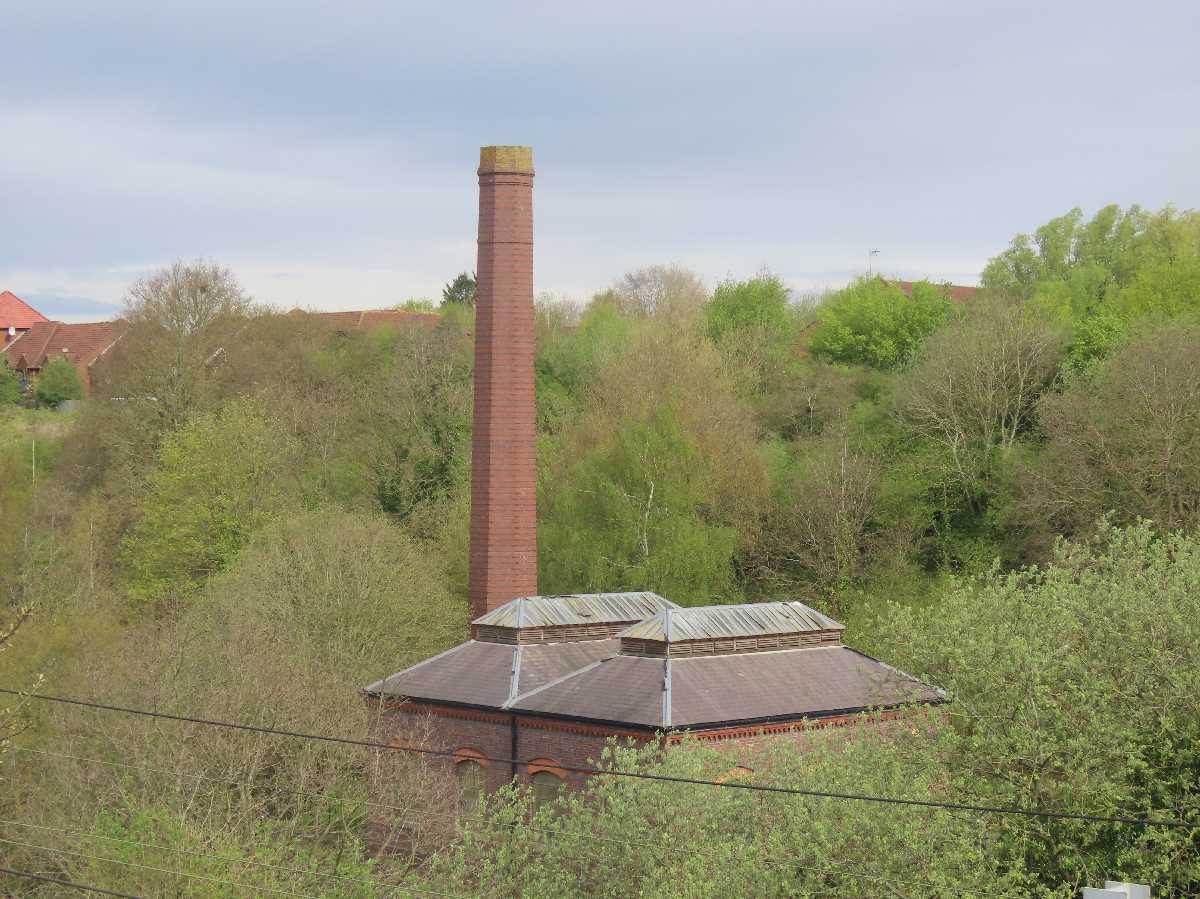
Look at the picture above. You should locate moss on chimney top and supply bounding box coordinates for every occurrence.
[479,146,534,174]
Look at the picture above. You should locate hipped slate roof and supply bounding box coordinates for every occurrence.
[367,598,942,730]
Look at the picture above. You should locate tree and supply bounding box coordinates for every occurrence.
[34,358,84,407]
[103,260,256,432]
[704,271,798,395]
[1020,319,1200,537]
[427,731,1025,897]
[810,277,952,370]
[759,434,881,603]
[0,359,23,405]
[895,297,1065,502]
[880,522,1200,893]
[442,271,476,306]
[120,397,299,605]
[603,264,709,323]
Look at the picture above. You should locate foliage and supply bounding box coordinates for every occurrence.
[119,397,300,605]
[0,359,22,405]
[34,358,83,407]
[427,732,1027,898]
[1019,319,1200,539]
[705,271,799,394]
[879,522,1200,895]
[895,296,1066,503]
[442,271,477,306]
[810,277,952,370]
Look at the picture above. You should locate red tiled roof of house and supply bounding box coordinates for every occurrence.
[4,320,127,387]
[292,309,442,330]
[891,280,979,303]
[0,291,50,330]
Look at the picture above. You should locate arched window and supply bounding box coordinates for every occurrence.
[453,748,488,816]
[526,758,566,807]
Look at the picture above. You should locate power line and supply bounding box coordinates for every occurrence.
[3,686,1192,830]
[0,866,143,898]
[9,746,1014,899]
[0,818,461,899]
[0,836,321,898]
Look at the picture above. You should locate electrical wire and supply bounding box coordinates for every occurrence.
[3,686,1191,830]
[0,866,143,898]
[10,745,1016,898]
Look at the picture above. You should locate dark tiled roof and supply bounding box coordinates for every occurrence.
[365,639,619,708]
[512,647,941,729]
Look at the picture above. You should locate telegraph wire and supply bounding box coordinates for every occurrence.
[8,746,1014,899]
[0,866,143,898]
[2,686,1192,830]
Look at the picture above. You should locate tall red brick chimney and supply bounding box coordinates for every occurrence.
[468,146,538,621]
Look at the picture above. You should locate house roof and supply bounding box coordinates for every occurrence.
[474,592,678,629]
[5,320,126,380]
[618,602,841,641]
[295,309,442,331]
[891,280,978,303]
[367,597,942,730]
[0,291,50,330]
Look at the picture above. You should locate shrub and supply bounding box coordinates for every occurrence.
[810,278,952,370]
[34,358,83,407]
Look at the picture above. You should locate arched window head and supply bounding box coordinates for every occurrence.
[454,748,488,816]
[526,758,566,807]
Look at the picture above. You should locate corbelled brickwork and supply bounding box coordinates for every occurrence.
[468,146,538,621]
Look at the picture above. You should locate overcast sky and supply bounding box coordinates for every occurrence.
[3,1,1197,321]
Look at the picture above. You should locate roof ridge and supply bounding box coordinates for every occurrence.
[505,656,612,708]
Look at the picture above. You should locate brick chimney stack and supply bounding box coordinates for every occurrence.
[468,146,538,621]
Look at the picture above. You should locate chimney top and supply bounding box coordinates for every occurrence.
[478,146,534,174]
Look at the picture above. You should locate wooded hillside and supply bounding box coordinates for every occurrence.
[2,204,1199,896]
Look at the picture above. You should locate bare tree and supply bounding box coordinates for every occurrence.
[895,297,1066,501]
[605,264,709,324]
[1021,320,1200,536]
[100,260,257,431]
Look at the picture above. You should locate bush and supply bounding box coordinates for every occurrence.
[0,360,22,405]
[810,278,952,370]
[34,358,83,407]
[120,397,300,605]
[879,522,1200,893]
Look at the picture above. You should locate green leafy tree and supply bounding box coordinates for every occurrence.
[120,397,299,605]
[427,732,1027,898]
[442,271,476,306]
[540,409,740,604]
[34,358,84,406]
[810,278,952,370]
[880,522,1200,894]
